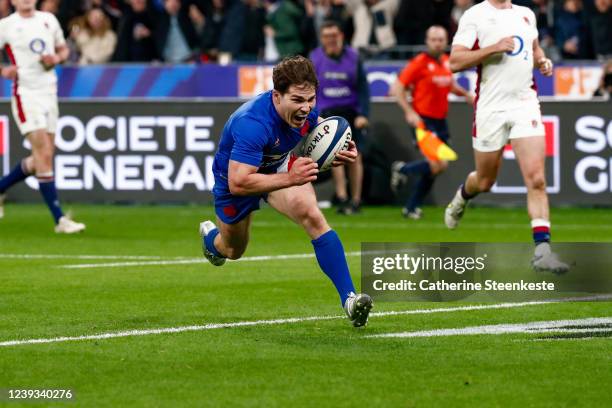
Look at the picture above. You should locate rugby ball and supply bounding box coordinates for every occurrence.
[301,116,352,172]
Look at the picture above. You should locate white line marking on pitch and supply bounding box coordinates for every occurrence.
[57,251,364,269]
[253,221,612,231]
[0,295,609,347]
[366,317,612,339]
[0,254,188,260]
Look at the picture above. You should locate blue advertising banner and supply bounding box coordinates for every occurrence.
[0,62,595,99]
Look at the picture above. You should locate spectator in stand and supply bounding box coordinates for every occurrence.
[199,0,227,61]
[394,0,451,48]
[91,0,125,31]
[113,0,159,62]
[266,0,305,58]
[587,0,612,59]
[218,0,266,61]
[531,0,556,54]
[39,0,59,14]
[554,0,586,59]
[593,59,612,99]
[349,0,400,55]
[155,0,200,62]
[72,7,118,64]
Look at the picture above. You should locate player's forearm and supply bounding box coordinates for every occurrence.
[533,45,546,68]
[56,46,70,63]
[449,46,499,73]
[229,172,294,196]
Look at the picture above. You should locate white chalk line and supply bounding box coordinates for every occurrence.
[0,254,189,261]
[366,317,612,339]
[253,221,612,231]
[0,294,609,348]
[57,251,365,269]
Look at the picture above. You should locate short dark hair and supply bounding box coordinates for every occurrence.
[272,55,319,94]
[320,20,343,33]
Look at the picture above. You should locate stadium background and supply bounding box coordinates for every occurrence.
[1,0,610,208]
[0,1,611,406]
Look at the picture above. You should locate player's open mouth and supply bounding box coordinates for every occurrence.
[294,114,307,124]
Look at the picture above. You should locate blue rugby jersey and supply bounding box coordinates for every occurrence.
[212,91,319,196]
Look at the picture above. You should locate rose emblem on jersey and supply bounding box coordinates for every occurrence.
[29,38,46,55]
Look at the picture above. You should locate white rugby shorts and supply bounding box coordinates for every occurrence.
[472,104,545,152]
[11,93,59,135]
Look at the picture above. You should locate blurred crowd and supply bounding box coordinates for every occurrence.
[0,0,608,64]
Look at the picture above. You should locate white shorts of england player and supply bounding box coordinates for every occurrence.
[472,105,545,153]
[11,93,59,136]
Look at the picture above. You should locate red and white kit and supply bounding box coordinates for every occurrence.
[0,11,65,135]
[453,1,545,152]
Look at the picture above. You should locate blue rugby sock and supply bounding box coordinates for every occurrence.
[0,160,29,193]
[204,227,224,258]
[312,230,355,305]
[400,160,431,176]
[37,175,64,224]
[406,174,435,211]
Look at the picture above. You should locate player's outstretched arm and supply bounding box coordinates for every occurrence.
[228,158,318,196]
[449,38,515,73]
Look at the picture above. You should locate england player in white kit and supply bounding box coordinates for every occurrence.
[0,0,84,233]
[444,0,567,273]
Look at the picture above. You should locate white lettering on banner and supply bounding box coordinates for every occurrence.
[117,117,128,151]
[56,116,86,152]
[53,155,215,191]
[174,156,205,190]
[575,116,609,153]
[156,116,185,151]
[84,155,114,190]
[130,117,158,151]
[574,115,612,194]
[116,156,144,190]
[144,155,175,190]
[86,116,116,152]
[185,117,214,152]
[56,155,83,190]
[39,115,218,192]
[574,157,610,194]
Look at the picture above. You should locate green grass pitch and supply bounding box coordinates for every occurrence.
[0,204,610,407]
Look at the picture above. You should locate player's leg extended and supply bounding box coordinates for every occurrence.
[268,183,353,300]
[445,149,504,229]
[511,136,568,274]
[511,136,548,222]
[200,213,252,265]
[268,183,372,326]
[0,156,34,219]
[404,158,448,219]
[28,131,63,223]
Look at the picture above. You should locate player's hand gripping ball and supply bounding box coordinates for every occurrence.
[300,116,352,172]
